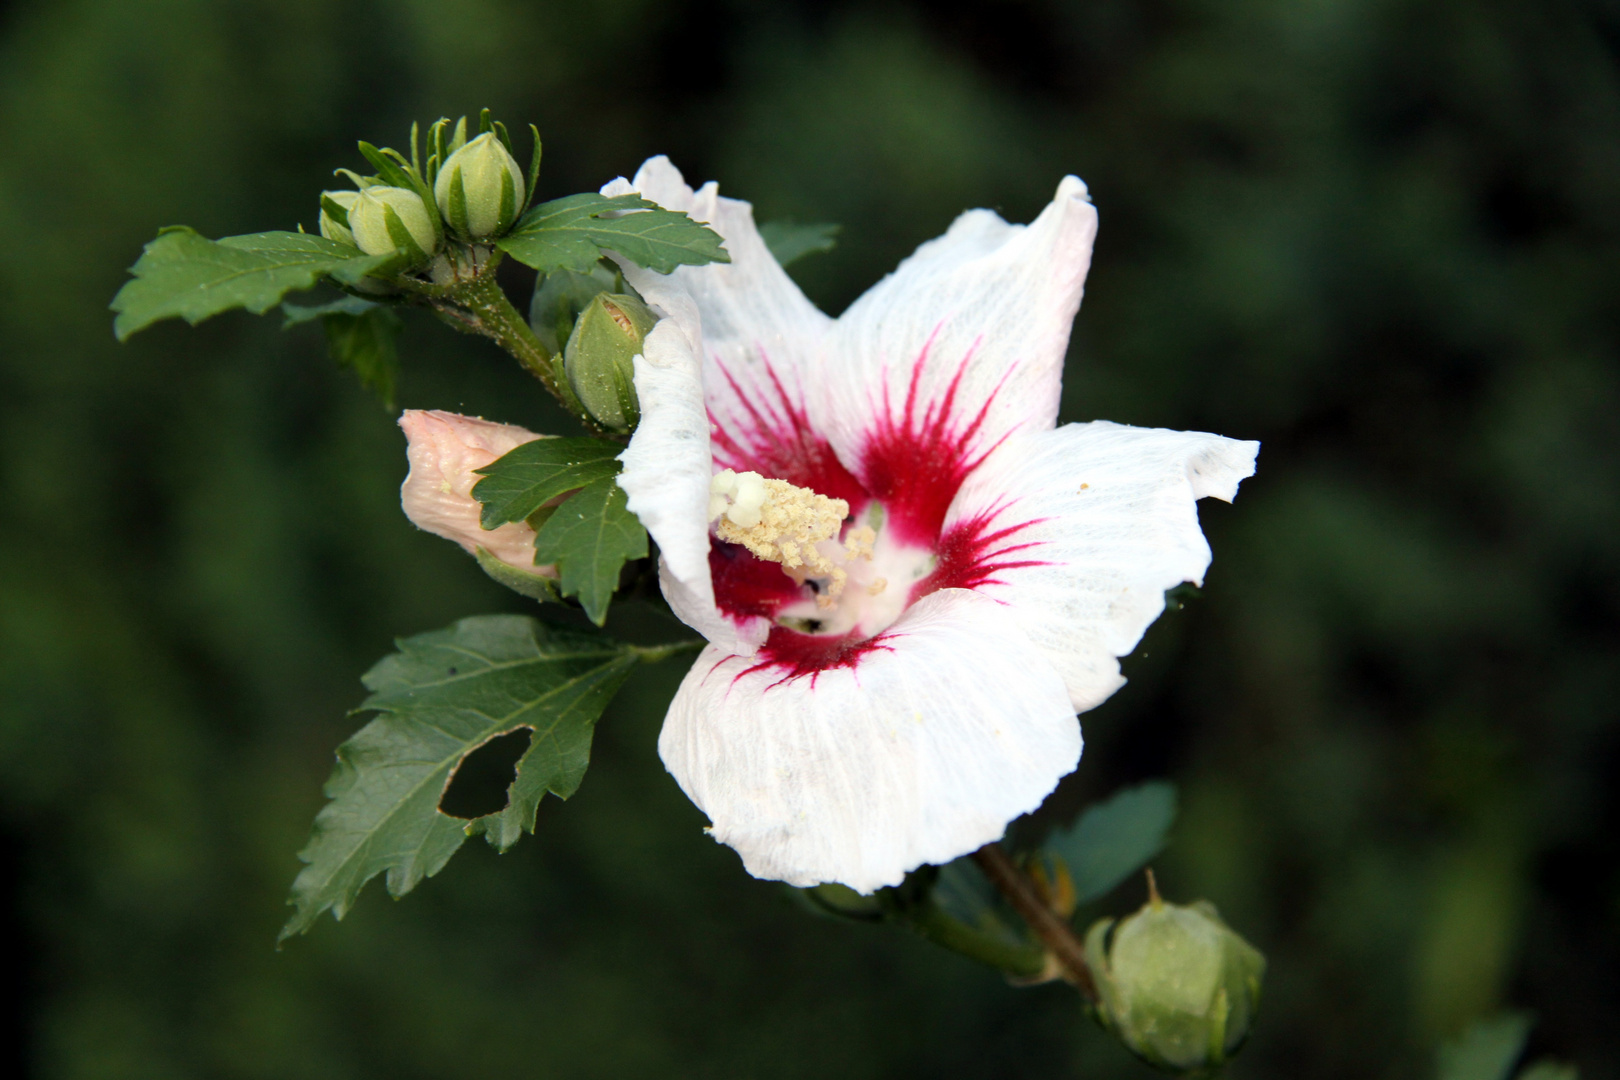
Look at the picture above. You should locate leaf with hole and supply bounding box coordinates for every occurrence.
[498,192,729,275]
[531,477,648,626]
[472,436,625,530]
[1041,781,1178,906]
[111,228,394,340]
[280,614,638,940]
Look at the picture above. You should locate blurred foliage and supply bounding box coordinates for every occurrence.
[1,0,1617,1077]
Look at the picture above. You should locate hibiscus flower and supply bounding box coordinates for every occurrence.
[601,158,1259,894]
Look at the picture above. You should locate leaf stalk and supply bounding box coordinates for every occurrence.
[903,898,1051,978]
[631,640,705,664]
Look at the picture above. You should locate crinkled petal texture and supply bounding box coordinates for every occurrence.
[943,422,1260,711]
[605,158,1256,891]
[399,409,550,573]
[612,158,1100,626]
[659,589,1079,892]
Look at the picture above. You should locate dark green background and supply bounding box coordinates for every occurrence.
[1,0,1616,1076]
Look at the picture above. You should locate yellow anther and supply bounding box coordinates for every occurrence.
[710,469,851,602]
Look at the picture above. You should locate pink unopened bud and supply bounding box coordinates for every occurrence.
[398,409,556,578]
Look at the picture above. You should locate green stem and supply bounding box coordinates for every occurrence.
[903,900,1049,978]
[441,272,563,396]
[631,639,705,664]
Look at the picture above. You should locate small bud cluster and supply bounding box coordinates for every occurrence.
[316,110,537,272]
[313,112,656,436]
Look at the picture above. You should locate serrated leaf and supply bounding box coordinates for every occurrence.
[472,436,624,529]
[1439,1014,1534,1080]
[758,220,841,268]
[531,476,648,625]
[283,297,402,408]
[281,614,638,940]
[498,192,729,275]
[1041,781,1178,905]
[111,228,391,340]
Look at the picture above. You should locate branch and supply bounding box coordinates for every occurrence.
[971,843,1099,1001]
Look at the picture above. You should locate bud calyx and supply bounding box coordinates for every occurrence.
[563,292,656,432]
[318,190,360,247]
[1084,880,1266,1074]
[435,131,526,240]
[348,186,438,263]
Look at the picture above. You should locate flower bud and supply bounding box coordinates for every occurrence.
[434,131,526,240]
[318,190,360,246]
[348,185,438,262]
[1084,879,1265,1073]
[563,292,655,432]
[399,410,559,596]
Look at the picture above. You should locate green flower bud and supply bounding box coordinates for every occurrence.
[434,131,525,240]
[1084,878,1265,1074]
[348,185,438,262]
[318,190,360,247]
[563,292,655,433]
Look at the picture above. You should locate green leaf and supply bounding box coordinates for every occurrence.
[111,228,392,341]
[472,436,625,529]
[281,614,639,940]
[1515,1063,1578,1080]
[928,859,1031,951]
[1439,1014,1533,1080]
[758,220,841,268]
[1041,781,1178,905]
[283,297,402,408]
[281,294,379,327]
[499,192,730,275]
[530,476,648,625]
[528,265,616,355]
[324,307,402,409]
[474,546,560,603]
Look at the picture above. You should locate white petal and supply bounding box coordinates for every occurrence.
[813,176,1099,489]
[611,158,847,653]
[609,160,852,490]
[616,308,771,655]
[398,409,549,573]
[944,422,1259,711]
[616,305,711,587]
[658,588,1080,892]
[657,556,771,657]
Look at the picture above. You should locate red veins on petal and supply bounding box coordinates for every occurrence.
[736,627,896,690]
[708,352,866,508]
[915,504,1053,601]
[857,332,1013,546]
[705,330,1048,683]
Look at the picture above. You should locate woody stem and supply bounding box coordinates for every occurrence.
[971,842,1099,1001]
